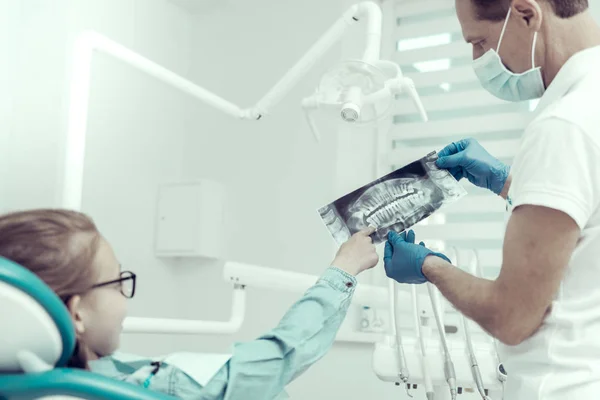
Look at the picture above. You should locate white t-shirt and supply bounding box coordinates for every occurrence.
[501,46,600,400]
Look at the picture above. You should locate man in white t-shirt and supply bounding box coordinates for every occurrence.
[383,0,600,399]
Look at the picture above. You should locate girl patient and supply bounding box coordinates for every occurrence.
[0,209,378,399]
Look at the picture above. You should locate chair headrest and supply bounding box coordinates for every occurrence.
[0,257,76,369]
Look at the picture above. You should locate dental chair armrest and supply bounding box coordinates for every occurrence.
[0,368,176,400]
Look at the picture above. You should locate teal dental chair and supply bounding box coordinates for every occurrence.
[0,257,174,399]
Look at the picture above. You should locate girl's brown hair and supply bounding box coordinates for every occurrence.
[0,209,102,369]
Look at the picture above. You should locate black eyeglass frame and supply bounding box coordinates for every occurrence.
[90,271,137,299]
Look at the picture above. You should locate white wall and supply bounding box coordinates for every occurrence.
[0,0,69,211]
[592,0,600,23]
[0,0,18,212]
[0,0,193,211]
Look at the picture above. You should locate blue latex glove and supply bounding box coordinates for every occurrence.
[436,138,510,195]
[384,230,451,284]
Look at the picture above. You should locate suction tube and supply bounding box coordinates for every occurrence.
[427,283,457,400]
[389,279,409,383]
[411,285,434,399]
[454,248,489,400]
[471,250,503,398]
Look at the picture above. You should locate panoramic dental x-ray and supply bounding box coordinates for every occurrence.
[319,152,467,244]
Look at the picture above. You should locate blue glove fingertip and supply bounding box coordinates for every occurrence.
[388,231,400,246]
[437,141,460,158]
[384,241,393,261]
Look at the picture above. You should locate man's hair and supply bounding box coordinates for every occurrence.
[471,0,589,21]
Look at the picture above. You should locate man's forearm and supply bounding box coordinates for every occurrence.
[422,256,500,336]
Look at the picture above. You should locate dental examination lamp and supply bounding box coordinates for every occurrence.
[64,1,428,211]
[303,56,427,141]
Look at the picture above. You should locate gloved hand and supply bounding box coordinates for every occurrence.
[384,230,451,284]
[436,138,510,195]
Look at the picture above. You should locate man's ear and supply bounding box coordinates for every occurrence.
[512,0,543,31]
[66,295,86,336]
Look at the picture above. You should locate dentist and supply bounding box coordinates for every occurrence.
[384,1,600,399]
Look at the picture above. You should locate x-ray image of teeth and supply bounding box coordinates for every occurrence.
[318,152,467,245]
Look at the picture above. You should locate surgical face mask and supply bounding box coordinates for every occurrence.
[473,8,545,102]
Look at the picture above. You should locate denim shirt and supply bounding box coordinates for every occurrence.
[89,267,357,399]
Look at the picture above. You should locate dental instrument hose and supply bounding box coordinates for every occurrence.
[472,249,501,399]
[472,250,506,377]
[427,283,457,400]
[389,279,409,384]
[411,285,434,400]
[462,313,491,400]
[455,248,490,400]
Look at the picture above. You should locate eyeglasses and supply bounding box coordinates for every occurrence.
[91,271,137,299]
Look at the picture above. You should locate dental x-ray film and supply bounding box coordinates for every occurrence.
[318,152,467,245]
